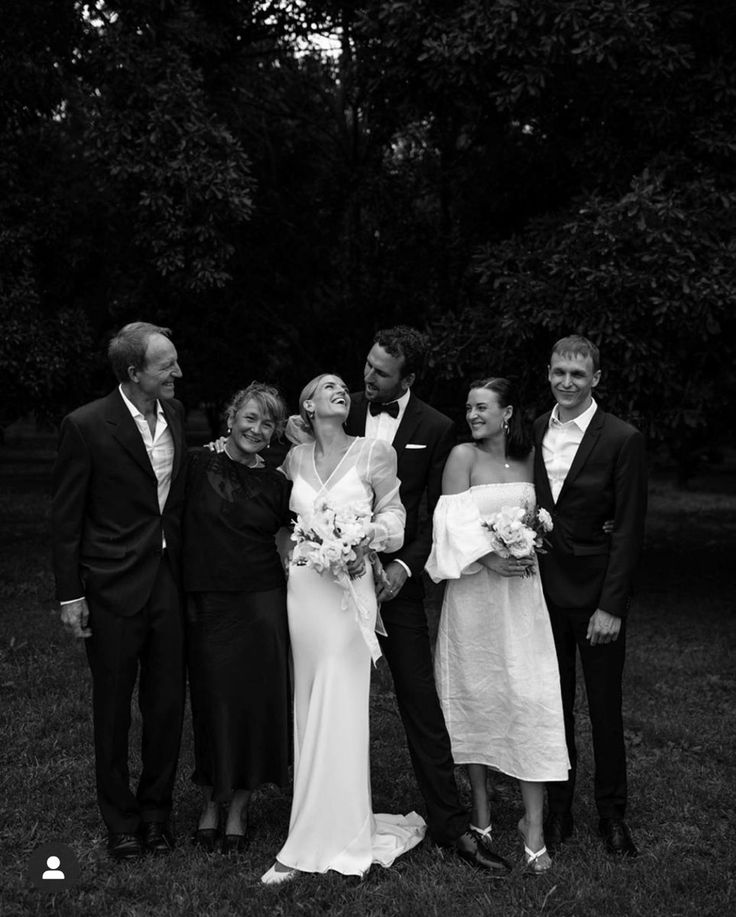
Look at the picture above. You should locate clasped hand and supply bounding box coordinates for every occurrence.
[346,536,372,579]
[60,598,92,638]
[587,608,621,645]
[481,553,536,577]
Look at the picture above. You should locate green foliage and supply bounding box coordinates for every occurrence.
[0,230,93,424]
[0,0,734,460]
[79,3,255,298]
[438,163,736,456]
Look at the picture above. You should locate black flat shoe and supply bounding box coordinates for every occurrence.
[222,833,249,855]
[192,827,220,853]
[108,832,143,861]
[141,821,175,855]
[454,829,511,875]
[543,812,574,849]
[599,818,638,857]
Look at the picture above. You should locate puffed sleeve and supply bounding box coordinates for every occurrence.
[366,439,406,553]
[425,491,490,582]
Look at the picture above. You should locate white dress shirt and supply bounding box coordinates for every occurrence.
[363,387,412,578]
[542,398,598,502]
[119,385,175,517]
[364,387,411,444]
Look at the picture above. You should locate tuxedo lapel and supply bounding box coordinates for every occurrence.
[391,393,422,453]
[162,399,185,480]
[556,407,605,503]
[105,390,156,480]
[534,412,555,506]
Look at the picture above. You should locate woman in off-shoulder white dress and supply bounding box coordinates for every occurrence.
[426,378,568,873]
[262,374,425,884]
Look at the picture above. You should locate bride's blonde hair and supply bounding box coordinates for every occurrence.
[298,373,349,431]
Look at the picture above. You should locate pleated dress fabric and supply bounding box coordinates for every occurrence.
[427,482,570,782]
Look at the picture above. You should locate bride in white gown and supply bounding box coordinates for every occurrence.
[426,378,569,874]
[262,374,426,884]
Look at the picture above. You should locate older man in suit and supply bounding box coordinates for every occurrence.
[533,334,647,857]
[52,322,187,860]
[346,325,509,874]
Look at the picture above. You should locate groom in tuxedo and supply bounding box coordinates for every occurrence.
[533,334,647,857]
[52,322,188,860]
[347,325,509,873]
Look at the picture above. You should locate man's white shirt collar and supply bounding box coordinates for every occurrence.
[119,384,165,422]
[549,397,598,434]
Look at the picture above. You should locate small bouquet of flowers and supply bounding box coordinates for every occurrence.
[481,505,554,576]
[291,499,371,578]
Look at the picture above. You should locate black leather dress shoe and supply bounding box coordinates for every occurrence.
[222,833,249,855]
[454,830,511,875]
[599,818,638,857]
[141,821,175,854]
[108,832,143,861]
[192,827,220,853]
[543,812,574,849]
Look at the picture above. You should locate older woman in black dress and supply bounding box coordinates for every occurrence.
[183,382,291,853]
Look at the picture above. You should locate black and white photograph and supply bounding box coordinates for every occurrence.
[2,3,734,915]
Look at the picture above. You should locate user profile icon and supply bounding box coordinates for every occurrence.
[42,855,65,879]
[29,842,81,890]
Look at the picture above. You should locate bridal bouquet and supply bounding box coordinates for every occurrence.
[291,499,386,663]
[481,505,554,576]
[291,499,371,578]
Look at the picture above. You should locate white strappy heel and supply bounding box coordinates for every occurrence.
[261,862,299,885]
[469,822,495,851]
[522,841,551,873]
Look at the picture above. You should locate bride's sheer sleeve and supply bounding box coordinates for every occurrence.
[279,443,304,482]
[365,439,406,553]
[425,491,490,582]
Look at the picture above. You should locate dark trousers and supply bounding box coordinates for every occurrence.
[378,593,468,845]
[85,556,185,834]
[546,602,627,820]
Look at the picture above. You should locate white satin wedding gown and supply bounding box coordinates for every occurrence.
[277,436,426,876]
[426,482,569,782]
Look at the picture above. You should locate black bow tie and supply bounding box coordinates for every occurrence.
[369,400,400,418]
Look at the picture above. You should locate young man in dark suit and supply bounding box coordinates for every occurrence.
[52,322,188,860]
[533,334,647,857]
[346,325,509,873]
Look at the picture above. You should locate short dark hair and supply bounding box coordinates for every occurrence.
[468,377,532,461]
[373,326,427,379]
[550,334,600,373]
[225,382,289,438]
[108,322,173,383]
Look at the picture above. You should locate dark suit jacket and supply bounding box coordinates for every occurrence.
[52,389,187,617]
[347,391,455,598]
[533,407,647,617]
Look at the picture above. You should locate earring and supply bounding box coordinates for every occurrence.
[227,427,231,434]
[503,420,510,436]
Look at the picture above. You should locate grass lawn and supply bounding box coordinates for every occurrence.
[1,445,735,916]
